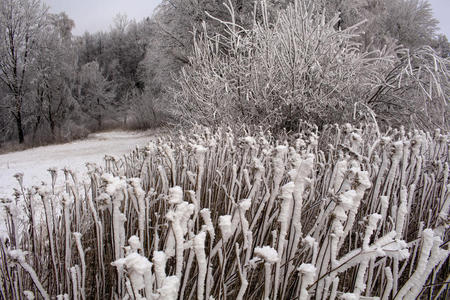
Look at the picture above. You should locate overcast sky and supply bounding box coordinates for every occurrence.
[43,0,162,35]
[43,0,449,38]
[428,0,450,38]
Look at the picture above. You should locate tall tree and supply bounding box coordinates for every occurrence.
[142,0,272,98]
[32,12,77,140]
[0,0,48,143]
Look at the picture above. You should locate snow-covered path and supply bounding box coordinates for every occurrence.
[0,130,154,199]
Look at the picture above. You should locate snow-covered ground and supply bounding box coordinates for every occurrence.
[0,130,154,199]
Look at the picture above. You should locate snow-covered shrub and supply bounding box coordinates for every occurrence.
[175,0,449,131]
[0,122,448,299]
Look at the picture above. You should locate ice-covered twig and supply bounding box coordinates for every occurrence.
[8,250,49,300]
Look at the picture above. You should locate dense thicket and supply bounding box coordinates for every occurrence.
[1,122,449,299]
[173,0,449,131]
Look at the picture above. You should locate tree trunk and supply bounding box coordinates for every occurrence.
[97,114,102,129]
[32,115,41,143]
[15,111,25,144]
[49,112,56,139]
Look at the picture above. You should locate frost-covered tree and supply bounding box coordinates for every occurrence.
[31,12,77,141]
[75,16,148,126]
[318,0,439,50]
[433,34,450,58]
[141,0,292,98]
[0,0,48,143]
[75,61,115,129]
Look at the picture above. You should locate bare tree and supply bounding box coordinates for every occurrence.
[0,0,48,143]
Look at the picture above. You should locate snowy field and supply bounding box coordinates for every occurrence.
[0,130,154,199]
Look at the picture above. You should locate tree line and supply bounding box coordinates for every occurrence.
[0,0,449,145]
[0,0,150,145]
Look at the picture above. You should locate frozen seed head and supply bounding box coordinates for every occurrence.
[280,182,295,200]
[128,178,142,188]
[276,144,288,152]
[380,196,389,207]
[124,253,152,275]
[297,263,316,276]
[339,190,357,210]
[391,141,404,158]
[153,250,167,264]
[102,173,126,195]
[333,206,348,222]
[368,213,382,227]
[193,231,206,250]
[166,210,176,222]
[37,184,51,197]
[219,215,233,241]
[296,138,306,149]
[340,293,358,300]
[47,167,57,173]
[23,291,35,300]
[254,246,279,263]
[158,276,179,300]
[252,157,264,171]
[62,193,73,207]
[351,133,362,144]
[242,136,256,147]
[128,235,141,250]
[356,171,371,189]
[8,249,27,262]
[239,198,252,211]
[96,193,111,209]
[168,186,183,204]
[13,172,24,181]
[193,144,208,154]
[303,235,315,247]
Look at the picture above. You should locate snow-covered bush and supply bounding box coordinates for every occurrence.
[1,121,449,299]
[175,0,449,131]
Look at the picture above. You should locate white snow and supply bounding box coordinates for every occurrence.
[168,186,184,204]
[218,215,233,242]
[254,246,280,263]
[0,130,154,199]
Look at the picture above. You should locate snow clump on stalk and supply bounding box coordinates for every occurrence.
[166,199,195,278]
[157,276,179,300]
[194,232,207,300]
[23,291,34,300]
[200,208,215,242]
[254,246,279,300]
[218,215,233,242]
[168,186,183,204]
[112,236,154,299]
[254,246,279,263]
[297,264,316,300]
[153,251,167,289]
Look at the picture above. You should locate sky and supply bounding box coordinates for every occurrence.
[428,0,450,38]
[43,0,449,37]
[43,0,162,35]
